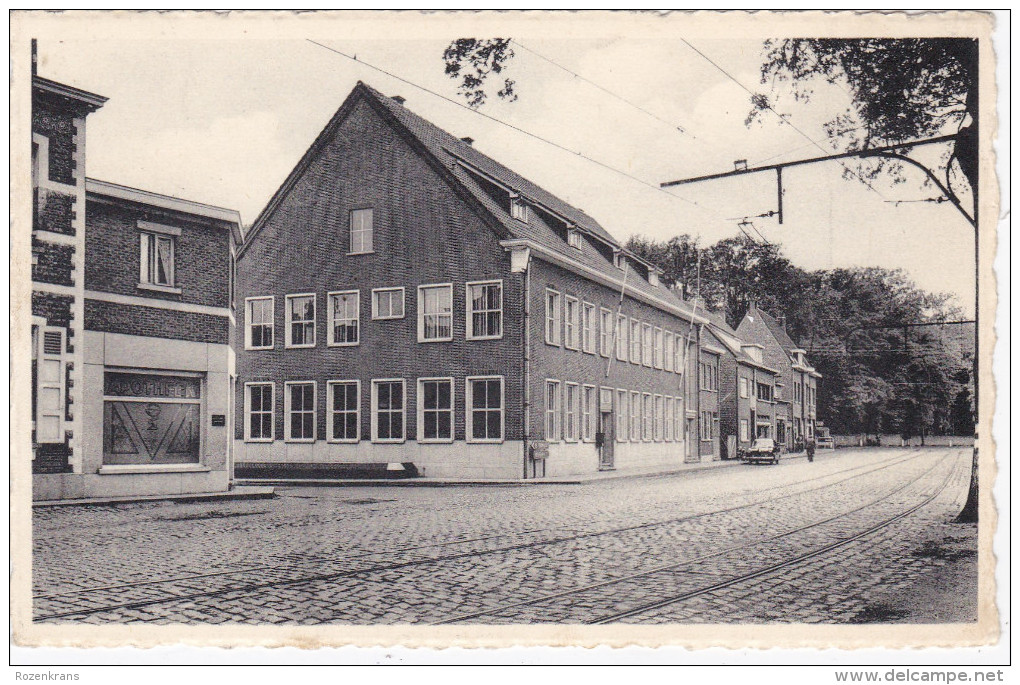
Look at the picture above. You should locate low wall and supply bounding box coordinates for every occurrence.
[832,434,975,448]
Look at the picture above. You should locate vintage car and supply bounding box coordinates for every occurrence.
[743,438,781,465]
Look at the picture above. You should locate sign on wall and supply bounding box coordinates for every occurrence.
[103,373,202,465]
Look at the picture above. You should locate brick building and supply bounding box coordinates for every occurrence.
[736,303,820,450]
[703,314,781,459]
[30,66,242,501]
[234,82,712,480]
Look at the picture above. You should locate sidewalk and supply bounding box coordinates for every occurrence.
[233,454,768,488]
[32,484,276,508]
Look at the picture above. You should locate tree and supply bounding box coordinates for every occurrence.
[443,39,517,108]
[750,38,980,522]
[749,39,978,209]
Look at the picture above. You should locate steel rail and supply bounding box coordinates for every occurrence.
[34,451,936,621]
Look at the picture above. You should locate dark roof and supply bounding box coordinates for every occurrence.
[752,305,800,352]
[33,75,107,112]
[244,81,700,320]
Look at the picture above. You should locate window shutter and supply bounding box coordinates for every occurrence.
[36,327,65,443]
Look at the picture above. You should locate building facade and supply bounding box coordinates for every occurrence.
[233,82,711,480]
[30,68,241,501]
[736,303,820,450]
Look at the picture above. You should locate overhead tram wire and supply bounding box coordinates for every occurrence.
[510,39,699,140]
[305,39,742,236]
[678,37,892,205]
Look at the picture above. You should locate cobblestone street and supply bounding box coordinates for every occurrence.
[32,448,978,625]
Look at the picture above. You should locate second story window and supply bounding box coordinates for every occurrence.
[545,289,561,346]
[245,297,274,350]
[419,284,453,342]
[140,231,175,287]
[564,296,579,350]
[467,281,502,340]
[328,290,359,346]
[349,208,373,254]
[372,288,405,320]
[582,302,595,354]
[286,293,316,348]
[757,381,773,402]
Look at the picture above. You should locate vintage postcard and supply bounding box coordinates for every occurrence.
[9,10,1002,654]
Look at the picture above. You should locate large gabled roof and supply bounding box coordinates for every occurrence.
[755,305,800,352]
[241,81,702,321]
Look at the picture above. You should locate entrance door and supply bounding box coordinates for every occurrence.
[599,411,615,469]
[776,420,786,447]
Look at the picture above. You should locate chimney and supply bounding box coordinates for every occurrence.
[460,136,474,146]
[391,95,406,105]
[31,39,37,76]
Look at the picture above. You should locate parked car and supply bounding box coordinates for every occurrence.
[744,438,781,465]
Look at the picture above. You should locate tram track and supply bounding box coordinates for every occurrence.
[34,450,945,622]
[432,450,959,624]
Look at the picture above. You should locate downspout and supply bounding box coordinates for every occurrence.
[521,252,532,479]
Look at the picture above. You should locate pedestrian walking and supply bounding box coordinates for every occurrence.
[806,438,816,462]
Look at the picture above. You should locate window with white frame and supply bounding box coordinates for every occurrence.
[564,382,579,442]
[642,323,653,367]
[510,195,529,222]
[545,380,561,441]
[615,389,628,442]
[372,287,404,320]
[701,410,713,441]
[664,396,673,441]
[654,328,664,369]
[328,291,359,346]
[245,297,274,350]
[674,335,684,374]
[467,281,502,339]
[139,231,175,287]
[327,381,359,442]
[349,208,373,254]
[674,397,684,442]
[418,378,454,442]
[285,382,316,442]
[418,284,453,342]
[740,419,749,442]
[740,376,749,398]
[467,376,503,442]
[654,395,664,441]
[616,313,628,361]
[599,308,612,357]
[545,289,561,346]
[642,393,653,441]
[245,382,274,442]
[286,294,316,348]
[664,331,674,372]
[582,385,596,442]
[564,297,579,350]
[567,227,582,249]
[630,319,641,363]
[581,302,595,353]
[630,390,641,441]
[372,379,405,442]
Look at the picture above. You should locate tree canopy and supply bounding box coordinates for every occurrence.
[626,233,974,440]
[749,39,978,204]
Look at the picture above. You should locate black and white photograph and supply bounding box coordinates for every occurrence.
[10,9,1005,665]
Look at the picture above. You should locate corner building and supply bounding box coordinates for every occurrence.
[234,82,709,480]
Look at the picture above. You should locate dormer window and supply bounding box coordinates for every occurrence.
[510,194,529,223]
[567,227,582,250]
[649,271,660,287]
[614,252,626,270]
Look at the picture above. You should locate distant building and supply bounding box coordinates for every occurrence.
[704,315,781,458]
[736,303,820,449]
[233,81,713,480]
[31,65,241,501]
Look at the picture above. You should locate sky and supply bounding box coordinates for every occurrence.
[31,15,979,315]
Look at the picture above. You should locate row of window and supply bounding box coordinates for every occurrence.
[244,280,503,350]
[544,288,695,376]
[699,359,719,392]
[244,376,504,444]
[543,380,690,445]
[738,376,775,402]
